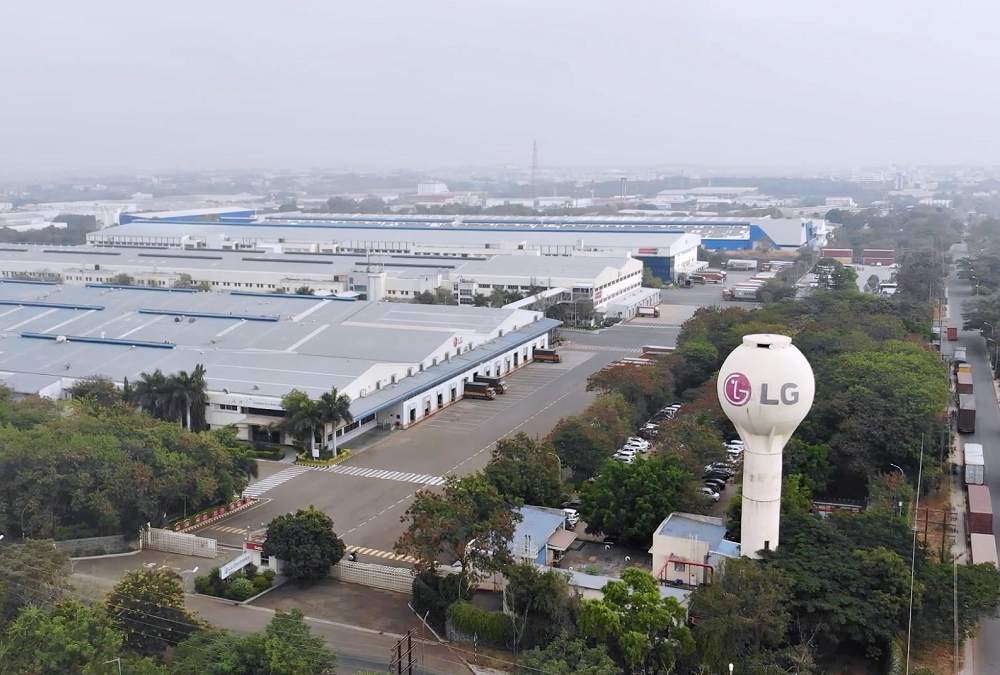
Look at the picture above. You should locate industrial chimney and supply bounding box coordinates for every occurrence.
[717,334,814,558]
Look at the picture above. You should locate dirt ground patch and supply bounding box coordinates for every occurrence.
[916,485,959,563]
[252,577,420,636]
[911,640,960,674]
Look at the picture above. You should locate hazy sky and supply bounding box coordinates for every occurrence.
[2,0,997,175]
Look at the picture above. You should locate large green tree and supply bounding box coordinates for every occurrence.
[578,568,695,675]
[580,455,696,548]
[395,474,521,593]
[689,557,793,673]
[517,632,619,675]
[549,417,607,482]
[503,563,580,652]
[586,361,673,418]
[169,609,336,675]
[0,540,71,627]
[0,600,124,674]
[482,433,562,508]
[264,506,346,581]
[318,387,353,455]
[105,568,202,656]
[67,376,125,408]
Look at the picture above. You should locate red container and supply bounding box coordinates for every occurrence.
[968,485,994,535]
[947,327,958,341]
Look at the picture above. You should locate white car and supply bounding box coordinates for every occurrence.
[700,487,721,502]
[623,441,650,452]
[626,436,650,447]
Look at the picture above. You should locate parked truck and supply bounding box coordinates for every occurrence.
[958,394,977,433]
[964,442,986,485]
[947,326,958,341]
[533,348,562,363]
[971,533,999,566]
[955,347,968,365]
[463,381,496,400]
[636,306,661,318]
[968,484,994,534]
[474,374,507,394]
[957,371,975,395]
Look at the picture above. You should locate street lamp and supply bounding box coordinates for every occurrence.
[971,275,980,295]
[729,664,734,675]
[987,338,998,376]
[104,659,122,675]
[889,464,905,479]
[547,452,562,477]
[19,503,29,540]
[986,321,996,335]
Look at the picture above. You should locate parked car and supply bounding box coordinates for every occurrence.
[700,487,721,502]
[623,441,650,452]
[616,455,635,465]
[626,436,650,446]
[703,469,733,480]
[562,499,582,510]
[616,449,638,460]
[704,478,727,492]
[704,462,736,474]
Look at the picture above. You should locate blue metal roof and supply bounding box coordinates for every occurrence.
[20,332,175,350]
[137,308,279,322]
[512,506,567,554]
[87,284,198,294]
[657,513,728,552]
[0,299,104,311]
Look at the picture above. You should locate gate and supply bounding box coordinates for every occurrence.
[142,528,218,558]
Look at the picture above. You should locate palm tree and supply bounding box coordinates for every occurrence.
[318,388,353,456]
[170,364,209,432]
[132,369,172,420]
[279,390,325,458]
[489,288,506,308]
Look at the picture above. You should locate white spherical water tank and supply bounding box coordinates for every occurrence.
[717,334,815,558]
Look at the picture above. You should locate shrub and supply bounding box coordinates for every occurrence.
[243,563,259,579]
[194,575,212,595]
[262,569,276,582]
[447,601,513,650]
[252,575,271,594]
[227,577,255,601]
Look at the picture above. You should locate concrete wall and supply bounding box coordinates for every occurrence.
[58,534,135,556]
[650,535,711,585]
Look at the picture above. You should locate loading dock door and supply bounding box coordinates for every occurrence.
[409,408,416,423]
[451,386,457,402]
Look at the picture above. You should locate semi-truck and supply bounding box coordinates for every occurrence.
[954,347,968,365]
[533,348,562,363]
[965,442,986,485]
[726,259,758,271]
[958,394,977,433]
[636,306,661,318]
[474,374,507,394]
[968,484,994,534]
[957,371,974,395]
[463,381,497,400]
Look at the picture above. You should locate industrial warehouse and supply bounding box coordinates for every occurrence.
[0,245,658,318]
[85,214,824,280]
[0,281,559,449]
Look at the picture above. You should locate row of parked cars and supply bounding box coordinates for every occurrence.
[700,439,744,501]
[637,402,683,440]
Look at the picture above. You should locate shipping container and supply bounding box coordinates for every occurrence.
[970,533,999,567]
[957,371,975,395]
[958,394,977,433]
[533,348,562,363]
[965,443,986,485]
[947,326,958,341]
[968,484,994,535]
[958,364,972,375]
[955,347,968,364]
[726,259,758,271]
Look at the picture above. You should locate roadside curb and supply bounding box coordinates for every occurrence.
[71,549,142,561]
[295,450,354,468]
[182,497,263,534]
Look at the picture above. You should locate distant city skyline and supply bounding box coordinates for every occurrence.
[3,1,999,175]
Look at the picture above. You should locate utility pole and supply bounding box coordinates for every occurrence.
[390,628,418,675]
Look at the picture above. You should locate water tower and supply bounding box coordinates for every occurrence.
[717,334,814,558]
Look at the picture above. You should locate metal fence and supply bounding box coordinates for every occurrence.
[142,528,218,559]
[331,559,414,595]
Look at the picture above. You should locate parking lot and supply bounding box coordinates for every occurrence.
[195,347,619,564]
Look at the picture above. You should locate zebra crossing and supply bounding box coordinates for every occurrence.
[206,525,249,535]
[347,546,417,563]
[242,465,312,498]
[561,344,640,353]
[315,464,445,486]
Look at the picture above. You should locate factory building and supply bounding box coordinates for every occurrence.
[0,246,648,315]
[0,282,559,450]
[86,217,704,281]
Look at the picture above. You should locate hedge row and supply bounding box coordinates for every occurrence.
[412,572,468,634]
[447,601,513,650]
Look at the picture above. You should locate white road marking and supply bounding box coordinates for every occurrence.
[242,465,312,497]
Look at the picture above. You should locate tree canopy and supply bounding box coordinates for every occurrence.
[264,506,346,581]
[482,432,562,508]
[395,474,521,592]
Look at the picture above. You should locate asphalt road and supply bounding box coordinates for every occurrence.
[948,245,1000,674]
